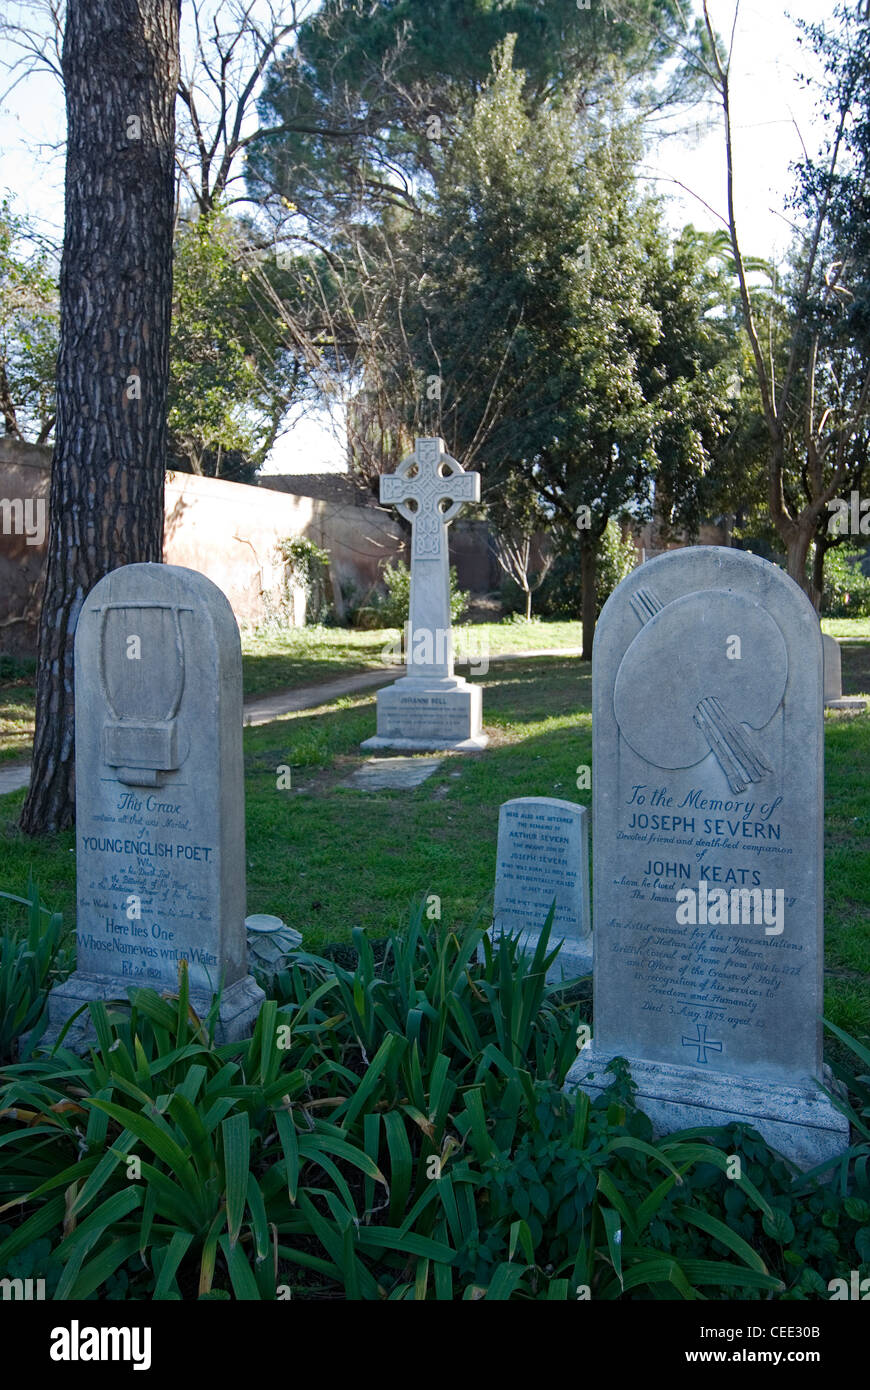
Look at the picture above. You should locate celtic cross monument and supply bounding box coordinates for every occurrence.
[362,437,488,751]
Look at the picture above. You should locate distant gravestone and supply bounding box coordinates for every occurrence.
[565,547,849,1170]
[362,437,487,751]
[823,632,867,711]
[487,797,591,980]
[43,563,264,1045]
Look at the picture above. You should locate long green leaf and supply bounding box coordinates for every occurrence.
[85,1098,201,1204]
[153,1230,195,1299]
[221,1112,250,1247]
[674,1204,769,1273]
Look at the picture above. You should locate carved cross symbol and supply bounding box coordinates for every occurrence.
[380,438,480,561]
[681,1022,723,1064]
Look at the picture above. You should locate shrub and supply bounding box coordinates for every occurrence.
[0,655,37,682]
[376,560,469,628]
[263,536,333,627]
[0,882,68,1064]
[821,546,870,617]
[0,900,866,1300]
[537,520,637,618]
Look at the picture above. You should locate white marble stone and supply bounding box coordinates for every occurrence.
[362,438,487,751]
[341,756,444,790]
[823,632,867,711]
[564,547,850,1171]
[483,797,591,981]
[40,563,264,1048]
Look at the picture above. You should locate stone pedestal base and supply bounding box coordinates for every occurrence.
[564,1050,850,1172]
[362,676,488,752]
[479,928,592,983]
[25,970,265,1054]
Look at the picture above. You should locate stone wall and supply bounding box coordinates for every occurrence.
[164,469,315,626]
[268,482,405,618]
[0,439,50,658]
[0,443,523,656]
[0,443,322,656]
[257,475,500,616]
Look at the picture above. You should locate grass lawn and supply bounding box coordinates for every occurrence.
[2,614,866,762]
[1,647,868,1067]
[821,616,870,641]
[0,661,35,764]
[225,616,584,697]
[0,619,585,762]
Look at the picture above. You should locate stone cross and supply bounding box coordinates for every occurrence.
[363,438,487,749]
[681,1023,722,1065]
[380,438,479,682]
[381,437,480,564]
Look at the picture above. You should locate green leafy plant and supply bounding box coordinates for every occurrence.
[537,518,637,619]
[376,560,469,628]
[0,882,68,1064]
[821,546,870,618]
[0,898,867,1300]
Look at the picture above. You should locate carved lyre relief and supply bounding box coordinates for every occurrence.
[97,602,190,787]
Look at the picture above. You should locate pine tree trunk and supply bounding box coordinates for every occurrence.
[20,0,180,835]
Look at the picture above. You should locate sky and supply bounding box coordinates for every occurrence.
[0,0,841,472]
[649,0,834,263]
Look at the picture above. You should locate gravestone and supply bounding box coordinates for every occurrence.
[565,547,849,1170]
[42,563,264,1045]
[823,632,867,711]
[362,437,488,751]
[485,796,591,981]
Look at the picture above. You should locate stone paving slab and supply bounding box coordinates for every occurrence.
[340,756,444,791]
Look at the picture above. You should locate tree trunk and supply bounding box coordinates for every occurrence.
[20,0,180,835]
[580,542,597,660]
[812,537,829,613]
[784,523,818,611]
[524,587,532,622]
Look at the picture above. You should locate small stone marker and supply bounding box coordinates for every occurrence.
[823,632,867,711]
[43,563,264,1045]
[486,797,591,981]
[565,547,849,1170]
[246,914,303,988]
[362,437,487,751]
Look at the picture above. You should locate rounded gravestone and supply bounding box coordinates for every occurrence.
[41,563,264,1047]
[564,546,849,1171]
